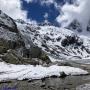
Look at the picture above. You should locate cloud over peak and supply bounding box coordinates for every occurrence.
[56,0,90,30]
[0,0,28,21]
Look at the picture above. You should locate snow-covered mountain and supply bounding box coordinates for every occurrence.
[1,10,90,62]
[0,10,89,82]
[15,19,90,60]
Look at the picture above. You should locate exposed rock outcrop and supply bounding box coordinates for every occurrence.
[0,10,51,65]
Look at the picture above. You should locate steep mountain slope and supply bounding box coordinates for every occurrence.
[0,10,90,62]
[16,20,90,60]
[0,10,51,65]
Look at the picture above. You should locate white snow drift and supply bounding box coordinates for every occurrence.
[0,62,88,81]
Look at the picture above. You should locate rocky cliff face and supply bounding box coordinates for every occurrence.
[0,10,51,65]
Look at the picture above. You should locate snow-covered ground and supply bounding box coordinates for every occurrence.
[0,62,88,81]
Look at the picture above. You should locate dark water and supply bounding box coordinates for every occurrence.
[0,75,90,90]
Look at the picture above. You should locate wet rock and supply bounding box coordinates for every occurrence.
[60,72,67,78]
[50,75,58,78]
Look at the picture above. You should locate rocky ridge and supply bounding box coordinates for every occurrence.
[0,10,51,65]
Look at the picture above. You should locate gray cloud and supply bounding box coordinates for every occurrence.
[56,0,90,30]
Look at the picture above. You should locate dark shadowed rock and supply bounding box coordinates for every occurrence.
[61,35,83,47]
[60,72,67,78]
[0,10,18,33]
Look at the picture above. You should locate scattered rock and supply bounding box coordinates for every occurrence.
[60,72,67,78]
[61,35,83,47]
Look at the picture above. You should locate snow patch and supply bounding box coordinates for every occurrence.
[0,62,88,81]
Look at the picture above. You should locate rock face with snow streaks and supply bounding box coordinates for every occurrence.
[1,10,90,64]
[16,20,90,60]
[0,10,51,65]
